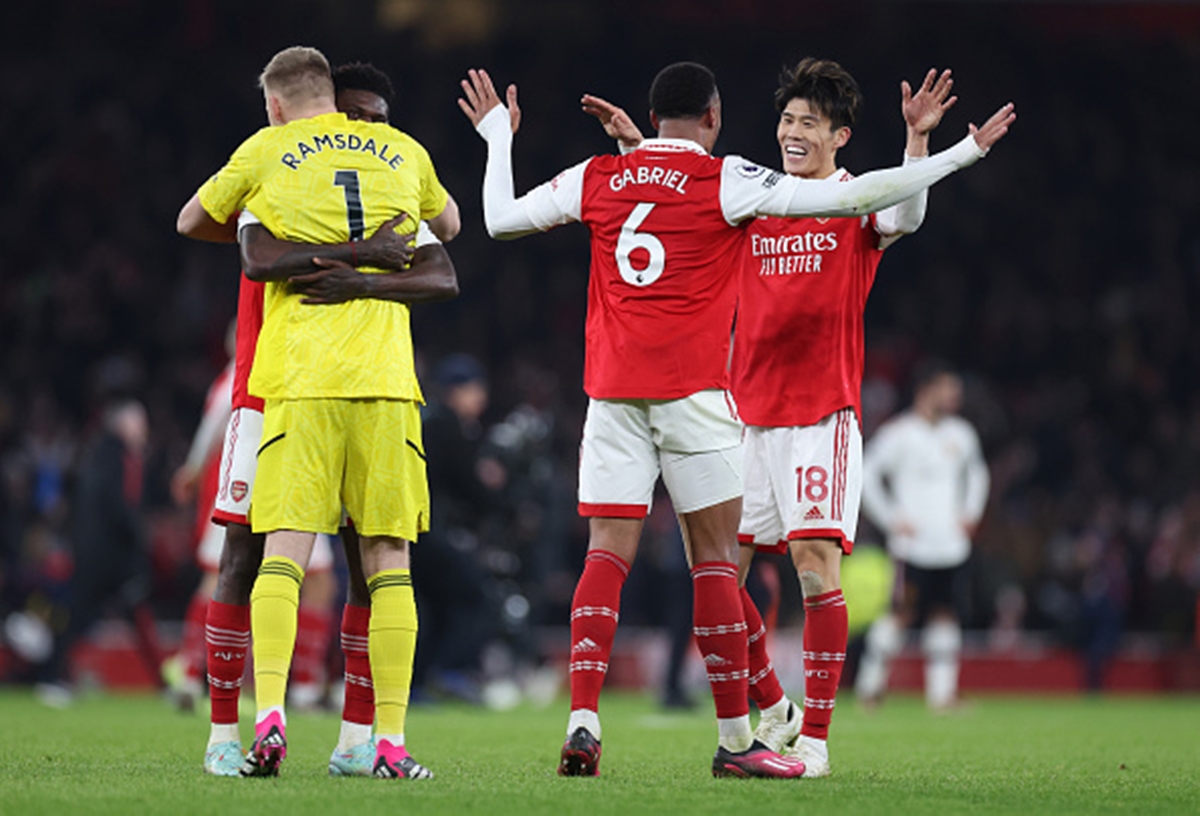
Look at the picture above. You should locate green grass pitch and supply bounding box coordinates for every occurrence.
[1,690,1197,815]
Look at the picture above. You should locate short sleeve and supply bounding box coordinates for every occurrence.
[414,141,450,222]
[197,128,270,225]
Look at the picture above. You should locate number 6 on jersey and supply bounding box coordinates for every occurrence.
[615,203,665,286]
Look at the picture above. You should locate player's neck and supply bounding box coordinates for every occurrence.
[915,404,942,424]
[655,121,710,152]
[281,99,338,124]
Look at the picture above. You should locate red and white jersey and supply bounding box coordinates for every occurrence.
[524,140,836,400]
[232,273,266,412]
[732,170,886,429]
[478,102,981,400]
[576,143,744,399]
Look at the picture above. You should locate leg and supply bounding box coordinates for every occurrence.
[737,544,797,751]
[204,522,261,769]
[559,516,642,776]
[329,524,377,776]
[359,534,430,779]
[789,536,847,778]
[291,538,337,710]
[241,530,315,776]
[922,610,962,711]
[680,498,753,750]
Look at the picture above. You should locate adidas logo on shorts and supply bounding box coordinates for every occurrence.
[804,505,825,521]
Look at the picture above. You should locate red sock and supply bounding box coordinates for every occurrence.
[180,590,209,684]
[340,603,374,725]
[741,586,784,710]
[568,549,630,713]
[691,562,749,720]
[206,600,250,725]
[293,605,333,689]
[801,589,848,740]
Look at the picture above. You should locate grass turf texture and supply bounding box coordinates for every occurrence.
[1,691,1196,815]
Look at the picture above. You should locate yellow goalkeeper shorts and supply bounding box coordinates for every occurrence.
[250,397,429,541]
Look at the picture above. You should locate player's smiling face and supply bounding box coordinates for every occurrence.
[777,97,849,179]
[337,89,389,123]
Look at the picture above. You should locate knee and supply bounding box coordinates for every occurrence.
[215,526,264,604]
[921,619,962,659]
[866,613,903,658]
[789,540,837,596]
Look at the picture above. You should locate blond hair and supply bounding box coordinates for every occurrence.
[258,46,334,105]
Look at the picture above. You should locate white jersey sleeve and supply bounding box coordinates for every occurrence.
[415,221,441,248]
[861,420,903,532]
[959,420,991,526]
[873,154,929,249]
[719,134,983,226]
[236,208,262,234]
[476,106,587,238]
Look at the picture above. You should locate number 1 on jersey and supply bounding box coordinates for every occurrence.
[615,202,665,286]
[334,169,365,241]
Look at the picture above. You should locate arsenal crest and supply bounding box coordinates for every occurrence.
[230,480,249,502]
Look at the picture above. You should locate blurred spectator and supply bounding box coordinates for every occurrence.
[413,354,505,701]
[35,398,165,705]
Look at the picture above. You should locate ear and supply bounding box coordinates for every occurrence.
[834,126,852,150]
[649,110,660,132]
[267,94,286,124]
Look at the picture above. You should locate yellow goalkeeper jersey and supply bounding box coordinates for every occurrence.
[197,111,449,401]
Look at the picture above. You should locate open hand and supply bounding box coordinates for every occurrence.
[458,69,521,133]
[581,94,644,149]
[902,68,957,136]
[970,102,1016,151]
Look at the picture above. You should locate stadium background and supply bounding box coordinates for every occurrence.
[1,0,1198,692]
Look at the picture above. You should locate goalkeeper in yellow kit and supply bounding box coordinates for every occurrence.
[178,46,458,779]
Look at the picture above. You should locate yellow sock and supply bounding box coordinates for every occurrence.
[368,569,418,737]
[251,555,304,711]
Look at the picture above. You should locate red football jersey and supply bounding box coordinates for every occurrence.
[578,144,744,400]
[232,274,266,412]
[731,186,885,428]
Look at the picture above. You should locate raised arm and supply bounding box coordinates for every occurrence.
[725,102,1015,223]
[874,68,958,244]
[459,68,584,239]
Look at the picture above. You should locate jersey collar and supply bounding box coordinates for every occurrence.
[635,138,708,155]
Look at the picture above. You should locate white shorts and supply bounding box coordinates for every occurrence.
[213,407,262,527]
[577,390,743,518]
[738,408,862,554]
[196,522,334,573]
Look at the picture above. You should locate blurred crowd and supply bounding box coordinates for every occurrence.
[1,0,1198,692]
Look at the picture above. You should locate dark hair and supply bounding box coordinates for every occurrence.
[912,358,957,391]
[649,62,718,120]
[775,57,861,130]
[333,62,395,106]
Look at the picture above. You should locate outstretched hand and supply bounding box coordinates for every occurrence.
[902,68,957,135]
[580,94,644,149]
[458,69,520,133]
[969,102,1016,151]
